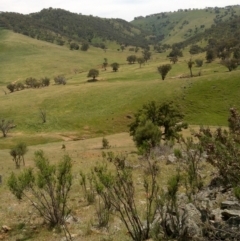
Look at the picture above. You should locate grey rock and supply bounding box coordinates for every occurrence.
[222,209,240,219]
[181,203,203,238]
[166,154,176,165]
[221,200,240,210]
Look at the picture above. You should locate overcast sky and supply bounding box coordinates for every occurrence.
[1,0,240,21]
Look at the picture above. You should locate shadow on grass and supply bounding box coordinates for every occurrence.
[87,78,98,83]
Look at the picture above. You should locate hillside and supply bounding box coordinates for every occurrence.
[1,28,240,149]
[0,8,148,48]
[131,5,240,45]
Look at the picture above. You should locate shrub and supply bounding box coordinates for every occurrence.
[102,137,110,149]
[93,153,160,241]
[16,82,25,91]
[54,75,66,85]
[41,77,50,86]
[7,83,16,93]
[8,150,73,227]
[81,42,89,51]
[70,42,79,50]
[195,59,203,67]
[25,77,42,88]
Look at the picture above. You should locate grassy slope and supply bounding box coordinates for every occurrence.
[1,30,240,149]
[131,6,240,44]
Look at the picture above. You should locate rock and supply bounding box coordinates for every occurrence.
[210,208,222,222]
[65,215,79,224]
[166,154,176,165]
[221,209,240,220]
[221,200,240,210]
[181,203,203,239]
[1,225,11,232]
[226,216,240,226]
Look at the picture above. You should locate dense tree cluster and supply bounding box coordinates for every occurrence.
[0,8,148,48]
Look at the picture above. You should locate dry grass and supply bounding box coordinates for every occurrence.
[0,132,182,241]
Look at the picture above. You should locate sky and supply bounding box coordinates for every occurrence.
[1,0,240,21]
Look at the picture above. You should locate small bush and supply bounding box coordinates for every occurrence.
[195,59,203,67]
[54,75,66,85]
[7,83,16,93]
[102,137,110,149]
[41,77,50,86]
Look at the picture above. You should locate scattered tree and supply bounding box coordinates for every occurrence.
[168,47,183,57]
[7,83,15,93]
[137,57,145,68]
[87,69,99,80]
[10,142,28,168]
[81,42,89,51]
[220,58,238,71]
[70,42,79,50]
[0,119,16,137]
[142,49,151,62]
[157,64,172,80]
[120,45,125,52]
[127,55,137,64]
[187,59,195,77]
[170,56,178,64]
[129,101,188,147]
[102,58,108,70]
[195,59,203,67]
[206,48,216,63]
[111,62,119,72]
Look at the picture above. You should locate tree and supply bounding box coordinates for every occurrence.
[0,119,16,137]
[111,62,119,72]
[87,69,99,80]
[220,58,238,71]
[137,57,145,68]
[129,101,188,145]
[102,58,108,70]
[10,142,28,168]
[189,45,204,55]
[170,56,178,64]
[187,59,194,77]
[168,48,183,57]
[120,45,125,52]
[133,120,161,153]
[81,42,89,51]
[8,150,73,227]
[70,42,79,50]
[7,83,15,93]
[195,108,240,187]
[126,55,137,64]
[195,59,203,67]
[142,49,151,62]
[157,64,172,80]
[206,48,216,63]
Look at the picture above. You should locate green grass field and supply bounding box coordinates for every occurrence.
[1,29,240,149]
